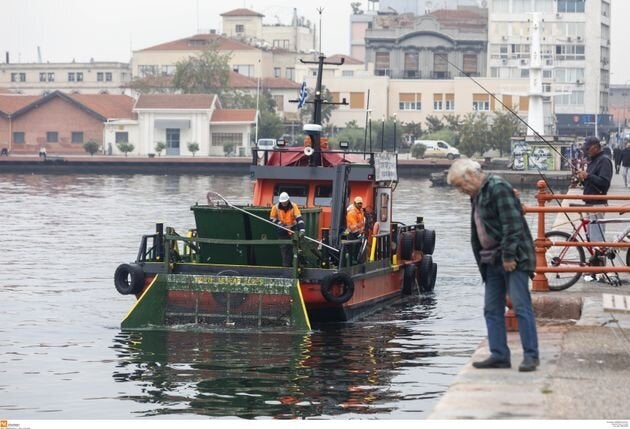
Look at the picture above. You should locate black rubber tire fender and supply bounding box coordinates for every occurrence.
[320,272,355,304]
[422,229,436,255]
[402,263,417,295]
[428,262,438,292]
[417,255,433,293]
[414,229,425,251]
[400,231,415,260]
[114,263,145,295]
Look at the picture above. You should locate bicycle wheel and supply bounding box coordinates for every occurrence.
[544,230,585,291]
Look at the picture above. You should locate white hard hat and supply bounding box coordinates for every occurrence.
[279,192,290,203]
[354,196,363,204]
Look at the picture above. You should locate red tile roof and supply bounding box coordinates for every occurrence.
[220,8,264,17]
[135,94,216,109]
[326,54,364,65]
[211,109,257,123]
[67,94,136,119]
[139,33,256,52]
[262,77,301,89]
[227,72,301,90]
[228,71,258,88]
[0,95,41,114]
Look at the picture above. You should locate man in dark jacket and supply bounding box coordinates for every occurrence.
[447,158,539,372]
[576,136,613,243]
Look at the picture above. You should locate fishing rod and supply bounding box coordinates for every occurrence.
[206,191,339,253]
[436,53,599,239]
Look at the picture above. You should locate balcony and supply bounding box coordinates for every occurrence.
[430,71,451,80]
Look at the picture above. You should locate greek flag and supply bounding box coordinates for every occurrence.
[297,81,308,109]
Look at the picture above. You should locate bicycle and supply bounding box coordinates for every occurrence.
[544,210,630,290]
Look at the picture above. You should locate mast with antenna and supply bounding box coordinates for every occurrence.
[317,7,323,54]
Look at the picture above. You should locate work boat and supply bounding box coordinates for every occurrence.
[115,56,437,330]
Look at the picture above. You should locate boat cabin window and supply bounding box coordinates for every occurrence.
[314,185,333,206]
[273,185,308,206]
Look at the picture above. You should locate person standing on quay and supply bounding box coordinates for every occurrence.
[613,144,622,175]
[447,158,539,372]
[620,140,630,188]
[575,136,613,245]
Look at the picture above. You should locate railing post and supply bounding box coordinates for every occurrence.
[532,180,550,292]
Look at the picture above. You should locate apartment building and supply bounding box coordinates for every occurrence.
[487,0,612,136]
[221,8,316,54]
[0,61,131,95]
[363,8,488,80]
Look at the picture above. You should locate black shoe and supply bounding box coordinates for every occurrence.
[518,357,540,372]
[472,356,511,369]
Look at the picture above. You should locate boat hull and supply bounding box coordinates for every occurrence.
[129,261,406,327]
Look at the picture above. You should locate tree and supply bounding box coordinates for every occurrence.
[331,127,366,151]
[154,142,166,156]
[372,117,402,152]
[424,115,444,134]
[411,143,427,159]
[489,111,522,156]
[187,142,200,157]
[443,114,463,148]
[423,129,458,146]
[128,75,175,94]
[258,109,284,140]
[351,2,363,14]
[172,43,232,95]
[116,142,135,157]
[458,113,491,157]
[83,140,100,156]
[401,121,423,147]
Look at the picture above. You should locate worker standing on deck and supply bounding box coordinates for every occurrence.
[343,196,366,264]
[345,196,366,239]
[269,192,305,267]
[447,158,539,372]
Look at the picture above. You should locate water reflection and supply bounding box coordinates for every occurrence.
[0,173,493,418]
[111,297,439,419]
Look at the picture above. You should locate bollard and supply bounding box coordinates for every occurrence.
[532,180,551,292]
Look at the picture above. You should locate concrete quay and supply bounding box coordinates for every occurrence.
[429,169,630,420]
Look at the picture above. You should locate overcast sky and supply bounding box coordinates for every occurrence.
[2,0,629,84]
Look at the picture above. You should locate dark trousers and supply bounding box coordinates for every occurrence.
[277,229,295,267]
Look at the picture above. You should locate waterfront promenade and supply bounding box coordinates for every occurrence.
[0,154,572,185]
[429,171,630,420]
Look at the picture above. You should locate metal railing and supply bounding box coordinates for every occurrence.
[523,180,630,291]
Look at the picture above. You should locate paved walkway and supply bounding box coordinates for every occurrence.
[429,167,630,420]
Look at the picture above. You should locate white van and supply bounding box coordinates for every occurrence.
[413,140,460,160]
[257,138,277,151]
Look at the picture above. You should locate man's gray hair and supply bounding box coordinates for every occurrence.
[446,158,482,184]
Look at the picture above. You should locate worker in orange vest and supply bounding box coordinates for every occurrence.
[345,196,366,240]
[269,192,305,266]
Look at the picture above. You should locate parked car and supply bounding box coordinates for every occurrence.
[257,138,277,151]
[413,140,460,160]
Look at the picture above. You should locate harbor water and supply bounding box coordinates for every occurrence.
[0,173,539,419]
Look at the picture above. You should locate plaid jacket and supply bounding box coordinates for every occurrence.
[470,174,536,280]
